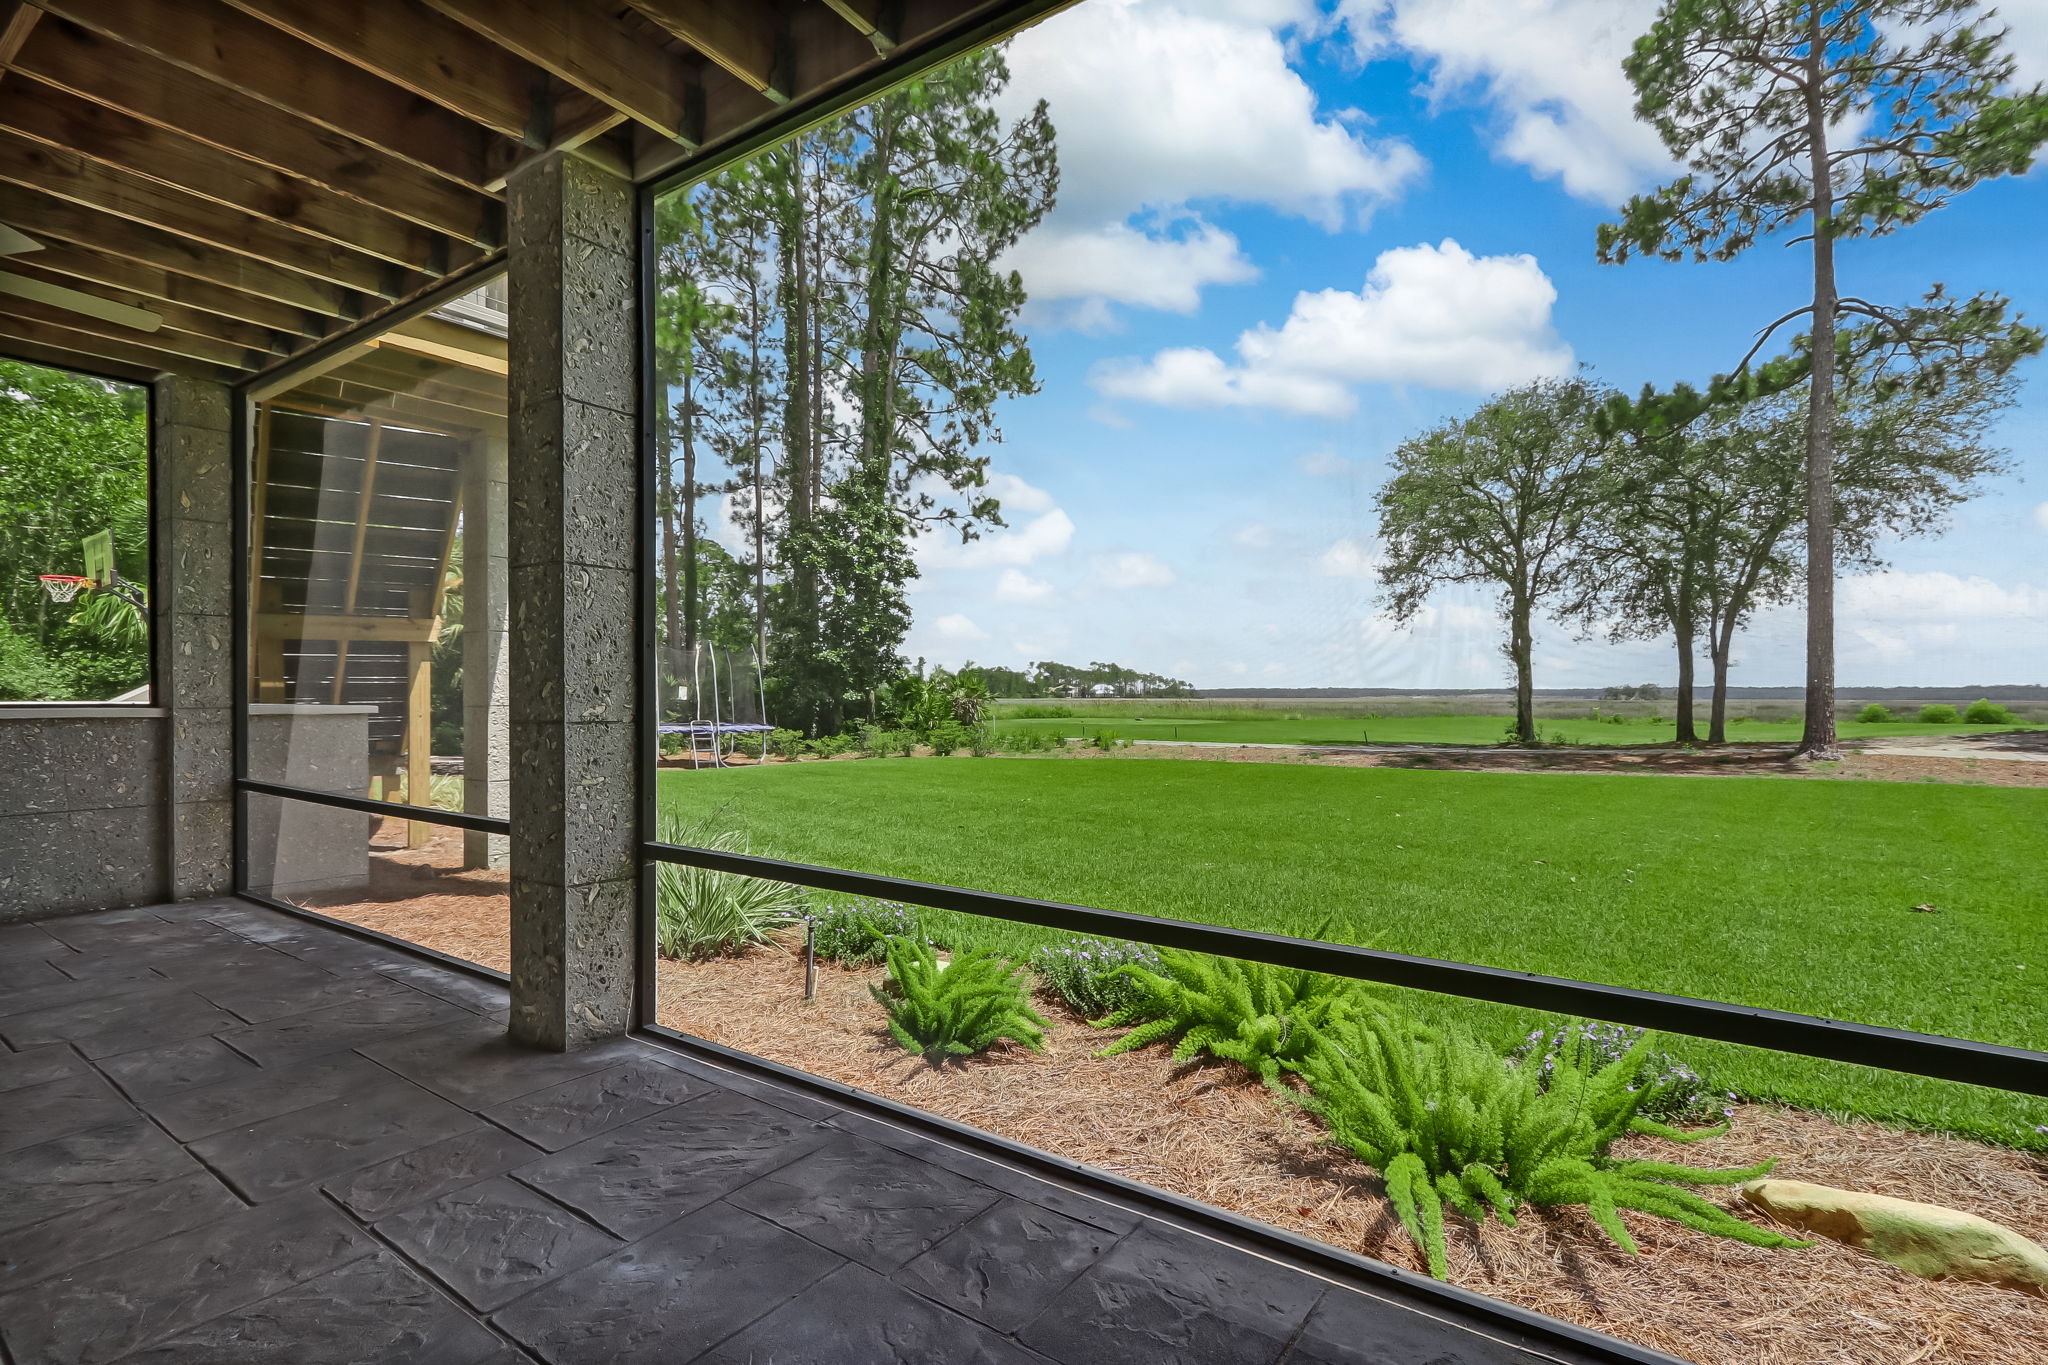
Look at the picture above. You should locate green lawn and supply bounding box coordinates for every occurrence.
[993,713,2045,747]
[661,757,2048,1145]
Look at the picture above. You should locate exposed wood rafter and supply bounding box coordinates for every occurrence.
[6,20,504,246]
[28,0,512,190]
[627,0,786,101]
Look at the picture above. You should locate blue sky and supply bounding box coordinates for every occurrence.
[888,0,2048,689]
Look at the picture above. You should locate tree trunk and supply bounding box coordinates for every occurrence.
[1672,578,1698,745]
[680,370,700,654]
[1708,610,1737,744]
[1510,596,1536,744]
[1798,22,1841,758]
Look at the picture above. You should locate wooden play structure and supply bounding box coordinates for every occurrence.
[249,305,505,844]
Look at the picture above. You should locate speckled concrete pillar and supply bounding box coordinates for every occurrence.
[156,376,235,900]
[504,150,638,1051]
[463,435,511,871]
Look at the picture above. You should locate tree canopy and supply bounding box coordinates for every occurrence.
[0,360,150,701]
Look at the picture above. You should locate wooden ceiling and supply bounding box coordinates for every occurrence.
[0,0,1068,387]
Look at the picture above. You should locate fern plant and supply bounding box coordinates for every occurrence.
[871,937,1051,1064]
[1091,949,1374,1082]
[1285,1012,1804,1278]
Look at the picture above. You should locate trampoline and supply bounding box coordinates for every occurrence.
[665,642,775,768]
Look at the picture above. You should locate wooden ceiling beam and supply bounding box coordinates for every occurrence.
[1,258,291,354]
[822,0,897,52]
[12,242,323,337]
[1,186,362,318]
[0,82,483,278]
[420,0,694,137]
[0,140,414,299]
[627,0,786,101]
[0,314,243,381]
[0,5,38,69]
[0,331,154,383]
[31,0,511,191]
[0,291,265,369]
[220,0,551,144]
[8,19,504,247]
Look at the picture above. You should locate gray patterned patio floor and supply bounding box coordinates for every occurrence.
[0,900,1621,1364]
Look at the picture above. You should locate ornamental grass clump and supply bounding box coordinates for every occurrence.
[1286,1012,1804,1279]
[802,898,925,966]
[1028,938,1163,1018]
[871,937,1050,1065]
[653,814,807,960]
[1091,948,1375,1082]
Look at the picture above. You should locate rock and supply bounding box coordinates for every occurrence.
[1743,1179,2048,1295]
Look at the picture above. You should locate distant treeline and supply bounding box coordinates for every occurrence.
[1193,685,2048,701]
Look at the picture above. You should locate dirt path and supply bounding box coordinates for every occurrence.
[1049,738,2048,787]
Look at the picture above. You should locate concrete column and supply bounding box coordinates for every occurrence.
[505,150,639,1050]
[156,376,235,899]
[463,435,511,869]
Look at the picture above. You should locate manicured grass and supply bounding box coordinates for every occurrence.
[662,757,2048,1145]
[993,713,2045,747]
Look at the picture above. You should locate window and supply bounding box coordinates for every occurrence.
[239,278,509,967]
[640,11,2048,1363]
[0,358,150,703]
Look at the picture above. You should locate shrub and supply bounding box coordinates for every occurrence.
[1285,1013,1802,1278]
[1963,698,2013,724]
[856,726,917,758]
[871,937,1049,1064]
[1000,730,1061,754]
[1029,938,1163,1018]
[967,724,998,757]
[768,727,806,758]
[653,814,807,960]
[803,898,924,966]
[1092,949,1376,1082]
[927,721,973,755]
[1087,730,1129,751]
[806,733,856,758]
[1855,704,1894,724]
[1510,1022,1733,1125]
[1917,704,1960,724]
[1009,704,1074,718]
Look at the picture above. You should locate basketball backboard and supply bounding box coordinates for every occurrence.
[81,530,114,589]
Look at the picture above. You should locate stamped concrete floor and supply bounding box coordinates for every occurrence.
[0,901,1623,1365]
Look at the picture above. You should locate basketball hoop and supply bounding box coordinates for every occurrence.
[38,575,92,604]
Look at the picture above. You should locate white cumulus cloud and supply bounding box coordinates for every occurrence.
[2034,501,2048,532]
[1093,238,1573,417]
[1093,551,1178,589]
[918,474,1074,569]
[995,568,1056,604]
[1233,522,1276,549]
[999,0,1423,326]
[1318,538,1380,579]
[1340,0,1676,203]
[932,613,990,643]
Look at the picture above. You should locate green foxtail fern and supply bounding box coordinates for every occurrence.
[871,938,1050,1064]
[1090,947,1374,1082]
[1285,1012,1805,1277]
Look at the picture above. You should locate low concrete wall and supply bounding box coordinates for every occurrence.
[245,705,373,898]
[0,711,168,920]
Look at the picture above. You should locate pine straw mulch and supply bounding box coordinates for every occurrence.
[301,838,2048,1363]
[650,938,2048,1365]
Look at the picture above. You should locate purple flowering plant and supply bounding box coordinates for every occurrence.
[801,897,927,966]
[1027,937,1163,1017]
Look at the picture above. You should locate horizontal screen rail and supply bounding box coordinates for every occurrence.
[644,840,2048,1099]
[239,778,511,837]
